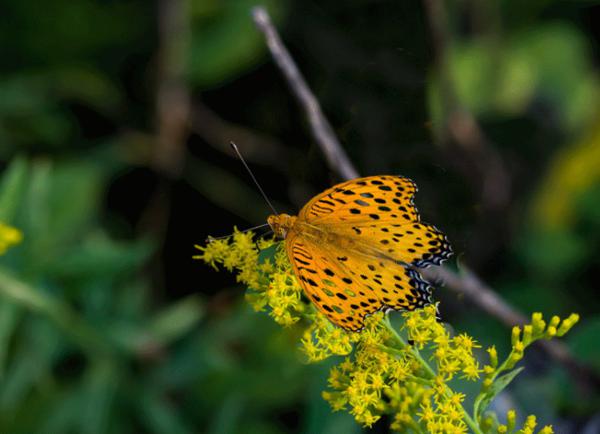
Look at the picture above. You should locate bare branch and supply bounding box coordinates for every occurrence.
[190,102,302,167]
[154,0,191,177]
[251,6,359,181]
[421,266,525,327]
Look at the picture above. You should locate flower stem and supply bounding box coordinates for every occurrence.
[383,314,484,434]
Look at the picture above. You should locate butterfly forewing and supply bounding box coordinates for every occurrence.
[298,176,452,268]
[299,175,419,224]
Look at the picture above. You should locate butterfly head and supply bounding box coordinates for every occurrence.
[267,213,297,239]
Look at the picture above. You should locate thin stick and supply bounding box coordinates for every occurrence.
[251,6,600,390]
[230,142,279,215]
[206,223,271,242]
[251,6,359,181]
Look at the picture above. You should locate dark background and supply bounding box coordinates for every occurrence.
[0,0,599,432]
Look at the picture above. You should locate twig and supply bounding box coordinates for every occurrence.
[190,102,303,167]
[252,6,359,181]
[421,266,525,326]
[140,0,192,294]
[154,0,191,177]
[251,5,600,390]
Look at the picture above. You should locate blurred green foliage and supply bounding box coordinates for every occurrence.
[0,0,599,432]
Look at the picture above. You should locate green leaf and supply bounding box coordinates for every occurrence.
[0,157,28,223]
[474,367,524,420]
[137,388,193,434]
[568,316,600,371]
[517,229,589,280]
[46,233,154,280]
[0,318,62,409]
[188,0,284,87]
[78,361,118,434]
[258,243,278,264]
[108,296,203,354]
[0,302,21,379]
[148,295,204,344]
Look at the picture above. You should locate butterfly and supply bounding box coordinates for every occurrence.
[268,175,452,331]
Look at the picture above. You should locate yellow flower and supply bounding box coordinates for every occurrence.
[0,222,22,254]
[557,314,579,336]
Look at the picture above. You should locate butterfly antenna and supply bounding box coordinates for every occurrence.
[230,141,279,215]
[206,223,271,242]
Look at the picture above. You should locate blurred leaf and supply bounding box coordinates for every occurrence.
[448,40,497,115]
[0,302,21,379]
[0,77,74,150]
[0,319,61,410]
[302,365,361,434]
[531,125,600,230]
[516,230,588,280]
[207,392,244,434]
[0,0,147,65]
[437,23,598,131]
[17,159,107,274]
[47,232,154,280]
[109,295,204,353]
[0,157,28,223]
[511,24,598,131]
[569,316,600,371]
[188,0,284,87]
[39,391,83,434]
[137,388,193,434]
[79,361,118,434]
[148,295,204,344]
[50,67,122,113]
[0,266,112,356]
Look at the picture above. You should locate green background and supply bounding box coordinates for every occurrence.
[0,0,599,432]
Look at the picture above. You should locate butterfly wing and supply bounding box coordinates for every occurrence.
[300,175,418,223]
[286,230,432,331]
[298,175,452,268]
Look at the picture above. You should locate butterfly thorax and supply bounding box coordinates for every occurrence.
[268,213,298,239]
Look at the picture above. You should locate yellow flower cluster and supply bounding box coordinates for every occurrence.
[404,305,482,381]
[197,230,580,434]
[321,313,403,426]
[493,410,554,434]
[194,230,307,327]
[300,312,354,361]
[321,306,480,432]
[479,312,579,394]
[0,222,22,254]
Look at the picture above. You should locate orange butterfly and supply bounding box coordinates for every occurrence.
[268,175,452,331]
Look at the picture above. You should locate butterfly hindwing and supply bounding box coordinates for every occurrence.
[343,221,452,267]
[286,232,433,331]
[286,233,379,331]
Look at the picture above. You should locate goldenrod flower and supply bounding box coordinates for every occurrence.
[197,230,580,433]
[0,222,22,254]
